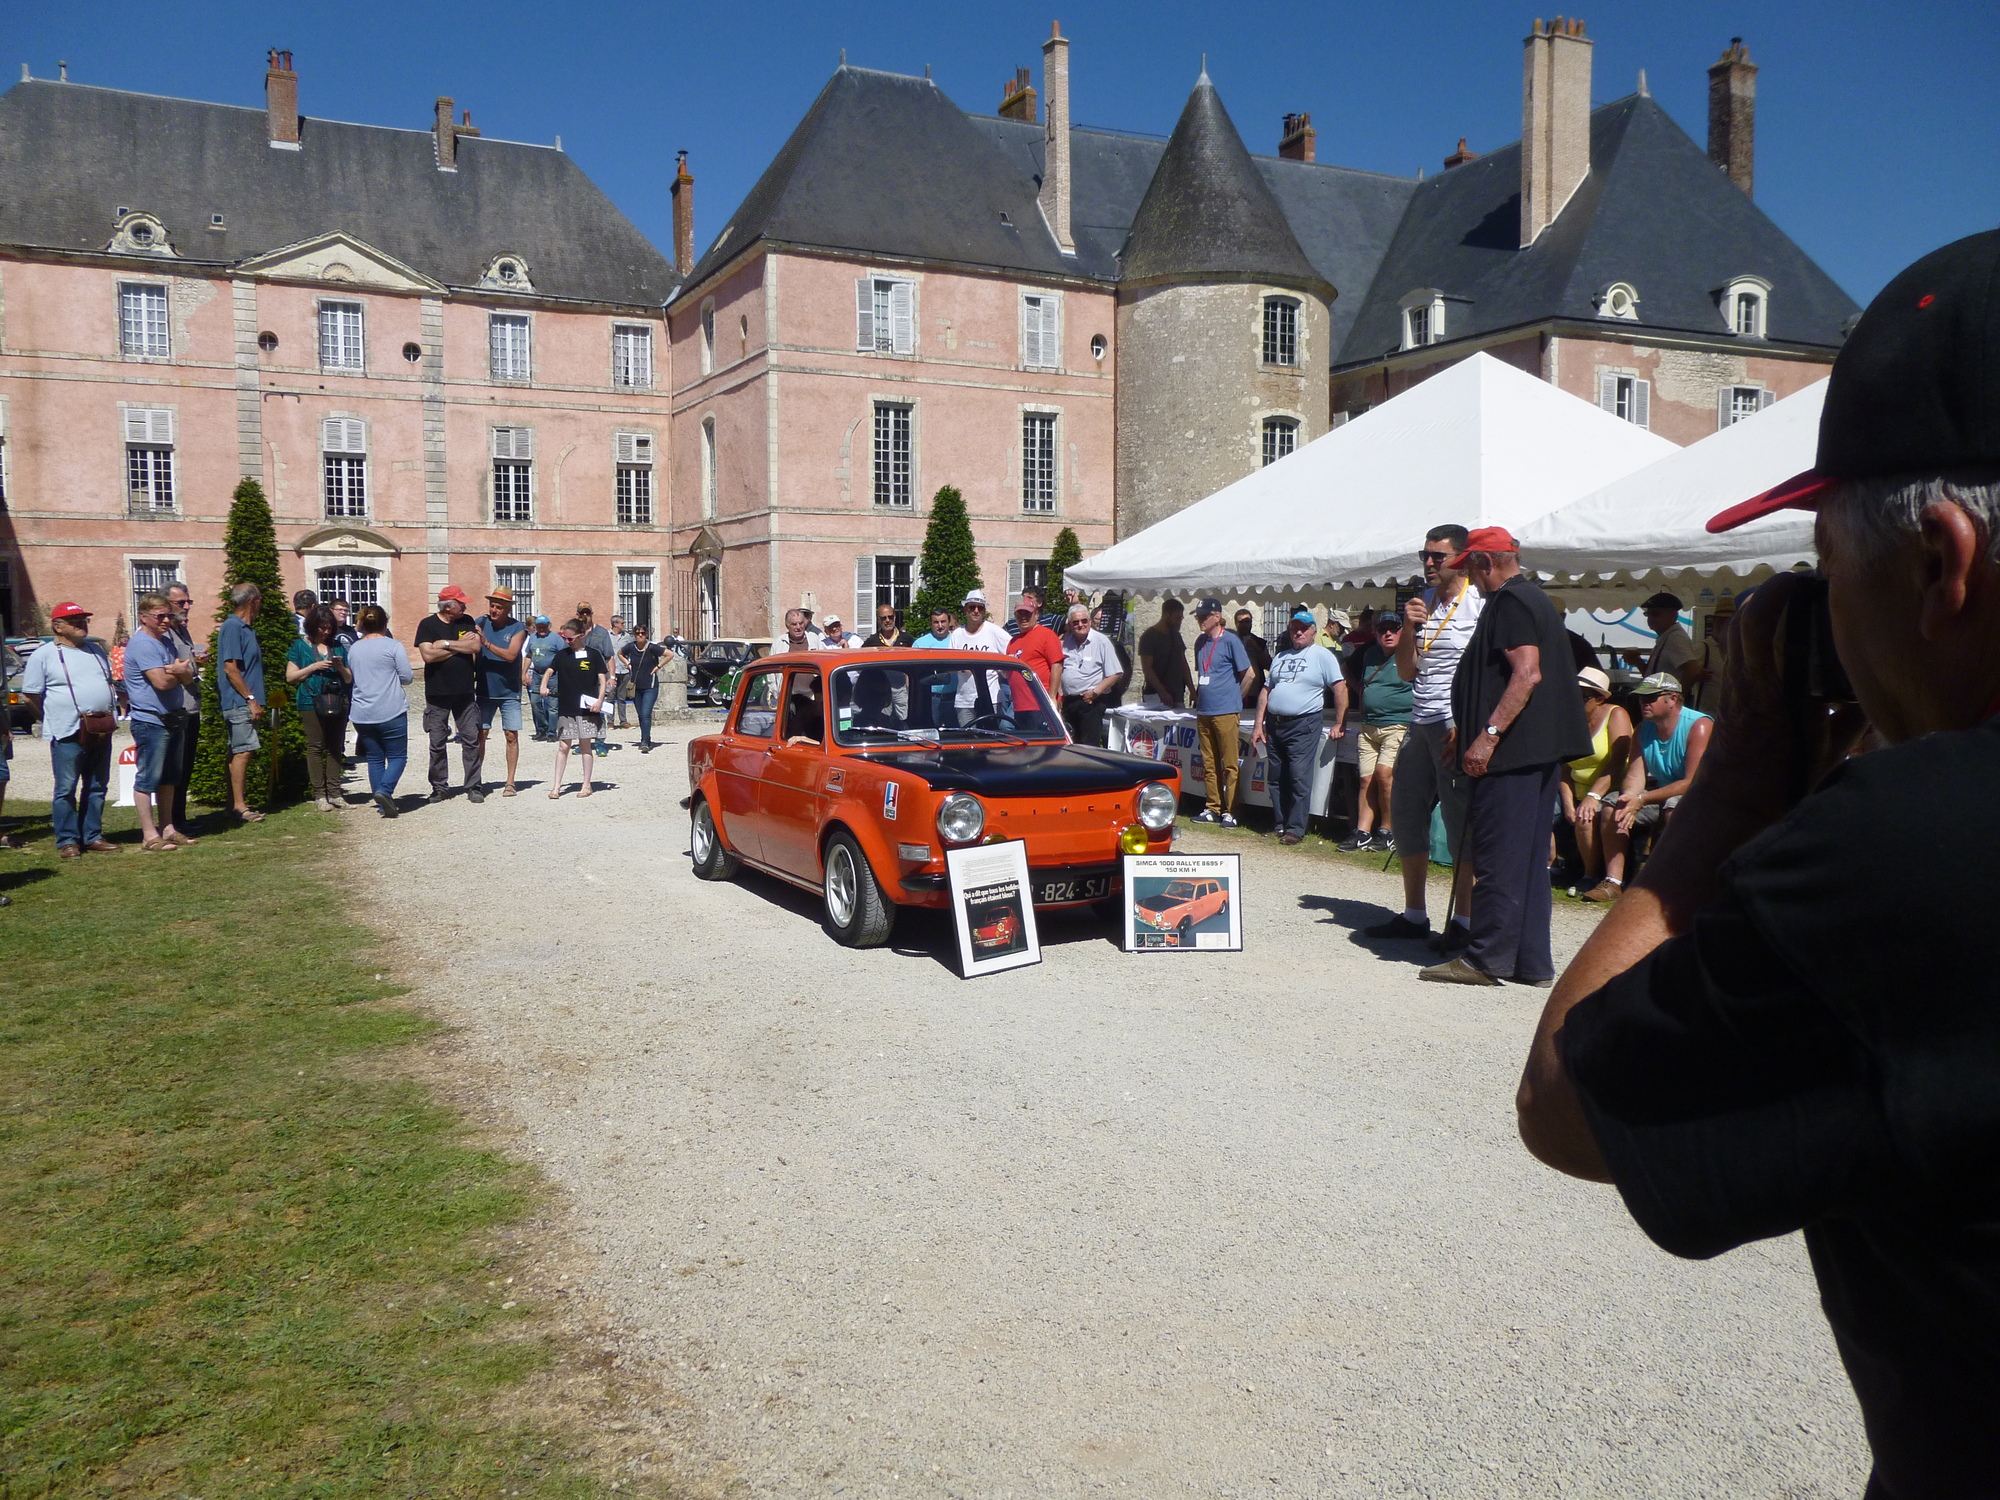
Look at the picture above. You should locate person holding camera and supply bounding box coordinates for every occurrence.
[1517,229,2000,1494]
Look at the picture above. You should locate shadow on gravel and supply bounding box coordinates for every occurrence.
[1297,892,1435,962]
[891,902,1122,972]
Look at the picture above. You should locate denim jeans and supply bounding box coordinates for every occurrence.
[531,691,559,739]
[1266,711,1324,839]
[634,684,660,744]
[50,734,112,848]
[354,718,408,798]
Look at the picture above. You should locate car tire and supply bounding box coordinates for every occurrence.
[690,798,741,881]
[1177,916,1193,940]
[822,831,895,948]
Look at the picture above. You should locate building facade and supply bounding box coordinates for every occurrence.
[0,55,676,639]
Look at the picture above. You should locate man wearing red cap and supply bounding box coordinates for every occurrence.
[1519,229,2000,1492]
[413,585,485,803]
[1420,526,1589,988]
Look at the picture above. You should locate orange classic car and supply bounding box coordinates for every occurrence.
[686,650,1181,946]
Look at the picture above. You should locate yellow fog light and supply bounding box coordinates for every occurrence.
[1119,824,1150,855]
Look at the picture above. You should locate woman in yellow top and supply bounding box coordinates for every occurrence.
[1558,666,1634,902]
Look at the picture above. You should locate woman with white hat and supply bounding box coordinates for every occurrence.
[1559,665,1633,902]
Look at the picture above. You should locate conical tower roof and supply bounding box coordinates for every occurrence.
[1120,74,1332,299]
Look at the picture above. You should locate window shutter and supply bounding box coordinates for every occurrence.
[125,407,174,444]
[856,279,875,351]
[855,556,875,635]
[1632,379,1650,430]
[322,416,365,453]
[889,281,914,355]
[492,426,535,460]
[1716,386,1734,430]
[1040,296,1059,368]
[1595,372,1616,414]
[615,430,653,465]
[1759,388,1777,411]
[1022,297,1041,368]
[1007,558,1024,612]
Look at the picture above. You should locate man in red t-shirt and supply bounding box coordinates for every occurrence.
[1006,586,1065,697]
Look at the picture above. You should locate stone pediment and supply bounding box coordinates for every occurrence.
[239,233,442,293]
[687,526,724,560]
[296,524,400,557]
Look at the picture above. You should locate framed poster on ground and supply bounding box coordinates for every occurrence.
[945,839,1042,978]
[1122,853,1243,952]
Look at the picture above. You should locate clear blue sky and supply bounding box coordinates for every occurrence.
[12,0,1996,304]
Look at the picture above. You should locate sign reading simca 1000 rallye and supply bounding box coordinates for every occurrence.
[686,650,1181,947]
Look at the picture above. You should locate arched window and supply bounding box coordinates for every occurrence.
[1719,276,1771,339]
[697,562,721,641]
[1261,416,1299,467]
[700,300,716,375]
[701,416,718,520]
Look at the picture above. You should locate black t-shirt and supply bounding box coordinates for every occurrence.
[413,612,478,701]
[627,642,666,691]
[545,645,609,716]
[1450,575,1590,773]
[862,629,910,649]
[1138,623,1190,701]
[1559,719,2000,1496]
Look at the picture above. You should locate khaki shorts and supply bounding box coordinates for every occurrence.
[1357,721,1407,779]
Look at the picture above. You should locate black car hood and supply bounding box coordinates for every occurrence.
[862,744,1168,796]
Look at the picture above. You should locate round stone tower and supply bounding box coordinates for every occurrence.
[1114,72,1334,540]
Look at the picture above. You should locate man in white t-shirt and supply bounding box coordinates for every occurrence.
[947,589,1012,724]
[1364,523,1484,947]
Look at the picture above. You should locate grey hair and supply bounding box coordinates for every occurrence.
[229,582,262,607]
[1066,603,1091,623]
[1820,473,2000,566]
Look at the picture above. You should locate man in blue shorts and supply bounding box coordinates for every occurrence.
[475,586,528,798]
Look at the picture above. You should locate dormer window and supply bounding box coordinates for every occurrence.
[1597,282,1640,321]
[1718,276,1771,339]
[478,254,537,293]
[108,211,175,258]
[1399,289,1446,351]
[497,260,520,283]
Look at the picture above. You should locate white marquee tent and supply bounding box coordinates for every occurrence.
[1518,378,1825,586]
[1065,352,1675,596]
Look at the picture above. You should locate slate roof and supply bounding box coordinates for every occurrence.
[685,67,1075,288]
[1334,94,1861,366]
[0,79,676,307]
[1120,76,1329,298]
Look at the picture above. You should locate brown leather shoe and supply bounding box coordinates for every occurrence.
[58,844,82,860]
[1419,956,1501,986]
[83,839,121,854]
[1581,879,1623,904]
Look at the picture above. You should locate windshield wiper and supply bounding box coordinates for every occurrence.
[938,726,1028,746]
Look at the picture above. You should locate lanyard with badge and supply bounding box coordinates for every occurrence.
[1418,588,1464,656]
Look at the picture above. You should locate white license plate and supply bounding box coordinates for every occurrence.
[1035,875,1111,904]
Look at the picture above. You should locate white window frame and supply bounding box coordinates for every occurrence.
[615,430,656,525]
[1719,276,1772,339]
[1596,369,1651,428]
[1021,291,1061,370]
[0,397,9,508]
[854,554,916,631]
[1399,289,1445,351]
[488,312,532,382]
[1718,384,1776,430]
[612,324,654,388]
[492,564,537,621]
[130,559,182,621]
[1006,559,1050,617]
[1021,408,1059,514]
[1260,415,1300,467]
[700,299,717,375]
[616,566,658,633]
[321,415,369,519]
[857,277,916,355]
[1261,296,1300,368]
[700,415,717,521]
[122,406,177,513]
[490,426,535,524]
[317,300,366,372]
[872,401,914,507]
[118,282,171,359]
[314,565,382,611]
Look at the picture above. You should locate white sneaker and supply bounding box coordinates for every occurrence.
[1220,814,1238,828]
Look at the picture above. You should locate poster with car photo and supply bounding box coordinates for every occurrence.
[1122,854,1243,952]
[946,840,1041,978]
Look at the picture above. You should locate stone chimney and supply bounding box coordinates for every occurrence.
[1444,136,1479,168]
[1039,21,1073,254]
[671,151,695,277]
[1278,112,1315,163]
[433,98,480,170]
[265,50,299,147]
[1520,16,1593,247]
[999,67,1037,123]
[1707,37,1757,197]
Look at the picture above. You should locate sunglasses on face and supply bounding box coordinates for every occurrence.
[1418,550,1451,564]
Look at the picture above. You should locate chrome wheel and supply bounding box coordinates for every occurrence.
[690,799,739,881]
[825,842,857,927]
[691,802,715,861]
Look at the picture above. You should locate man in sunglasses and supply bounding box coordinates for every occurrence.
[1362,525,1481,946]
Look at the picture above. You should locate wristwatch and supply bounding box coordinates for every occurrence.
[1483,723,1502,737]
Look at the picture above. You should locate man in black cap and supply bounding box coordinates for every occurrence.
[1517,229,2000,1494]
[1638,591,1706,688]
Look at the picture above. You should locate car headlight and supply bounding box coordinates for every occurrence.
[936,792,985,844]
[1136,781,1178,831]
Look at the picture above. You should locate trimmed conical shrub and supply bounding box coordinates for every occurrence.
[1048,526,1083,604]
[910,486,980,625]
[187,478,306,806]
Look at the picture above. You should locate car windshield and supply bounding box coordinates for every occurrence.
[700,643,740,662]
[830,660,1066,747]
[1163,881,1200,900]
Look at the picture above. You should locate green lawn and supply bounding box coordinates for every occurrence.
[0,804,626,1498]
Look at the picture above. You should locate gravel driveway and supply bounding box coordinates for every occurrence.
[339,714,1868,1498]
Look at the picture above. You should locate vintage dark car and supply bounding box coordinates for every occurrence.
[688,640,759,705]
[686,650,1181,946]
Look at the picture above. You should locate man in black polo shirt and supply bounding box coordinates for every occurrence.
[1422,525,1589,987]
[1517,228,2000,1496]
